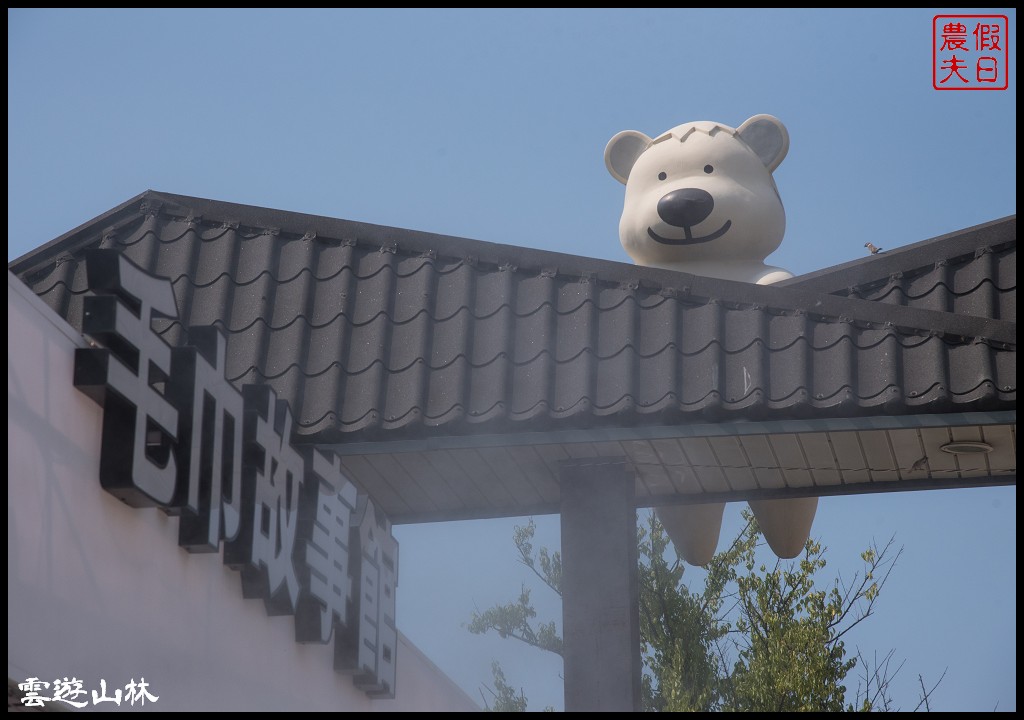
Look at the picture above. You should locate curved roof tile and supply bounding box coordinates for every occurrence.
[11,192,1015,447]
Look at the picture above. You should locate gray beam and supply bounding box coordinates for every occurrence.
[559,457,641,712]
[387,473,1017,525]
[323,412,1017,456]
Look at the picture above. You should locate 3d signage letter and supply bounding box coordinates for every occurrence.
[73,250,398,698]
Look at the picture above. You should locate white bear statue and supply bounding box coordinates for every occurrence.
[605,114,817,566]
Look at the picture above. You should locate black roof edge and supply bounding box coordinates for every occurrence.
[9,190,153,277]
[9,191,1016,346]
[779,215,1016,293]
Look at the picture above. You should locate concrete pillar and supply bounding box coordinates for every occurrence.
[559,457,641,712]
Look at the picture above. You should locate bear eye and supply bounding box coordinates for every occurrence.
[704,165,714,174]
[658,171,667,181]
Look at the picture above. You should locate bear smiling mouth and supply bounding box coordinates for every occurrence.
[647,220,732,245]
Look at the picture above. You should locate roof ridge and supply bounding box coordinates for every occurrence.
[781,215,1016,293]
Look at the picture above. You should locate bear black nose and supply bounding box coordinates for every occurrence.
[657,188,715,228]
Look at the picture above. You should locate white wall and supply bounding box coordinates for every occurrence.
[7,272,478,712]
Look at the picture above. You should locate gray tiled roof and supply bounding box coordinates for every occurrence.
[12,193,1015,449]
[781,216,1015,322]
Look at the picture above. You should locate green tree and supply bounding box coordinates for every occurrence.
[637,511,725,712]
[469,509,932,712]
[722,526,886,711]
[479,661,528,712]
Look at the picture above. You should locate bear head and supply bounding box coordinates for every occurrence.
[605,114,792,284]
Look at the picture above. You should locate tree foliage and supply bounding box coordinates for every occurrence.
[469,508,940,712]
[637,511,723,711]
[466,519,563,657]
[478,661,528,712]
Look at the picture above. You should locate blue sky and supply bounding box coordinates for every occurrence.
[8,8,1016,712]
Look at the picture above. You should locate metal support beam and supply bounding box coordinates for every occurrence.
[559,457,641,712]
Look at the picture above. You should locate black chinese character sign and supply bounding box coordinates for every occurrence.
[73,250,399,699]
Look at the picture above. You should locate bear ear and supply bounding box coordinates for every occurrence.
[737,115,789,172]
[604,130,652,184]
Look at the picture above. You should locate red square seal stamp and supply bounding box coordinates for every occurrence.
[933,15,1009,90]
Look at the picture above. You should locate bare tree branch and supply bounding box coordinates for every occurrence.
[913,668,947,712]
